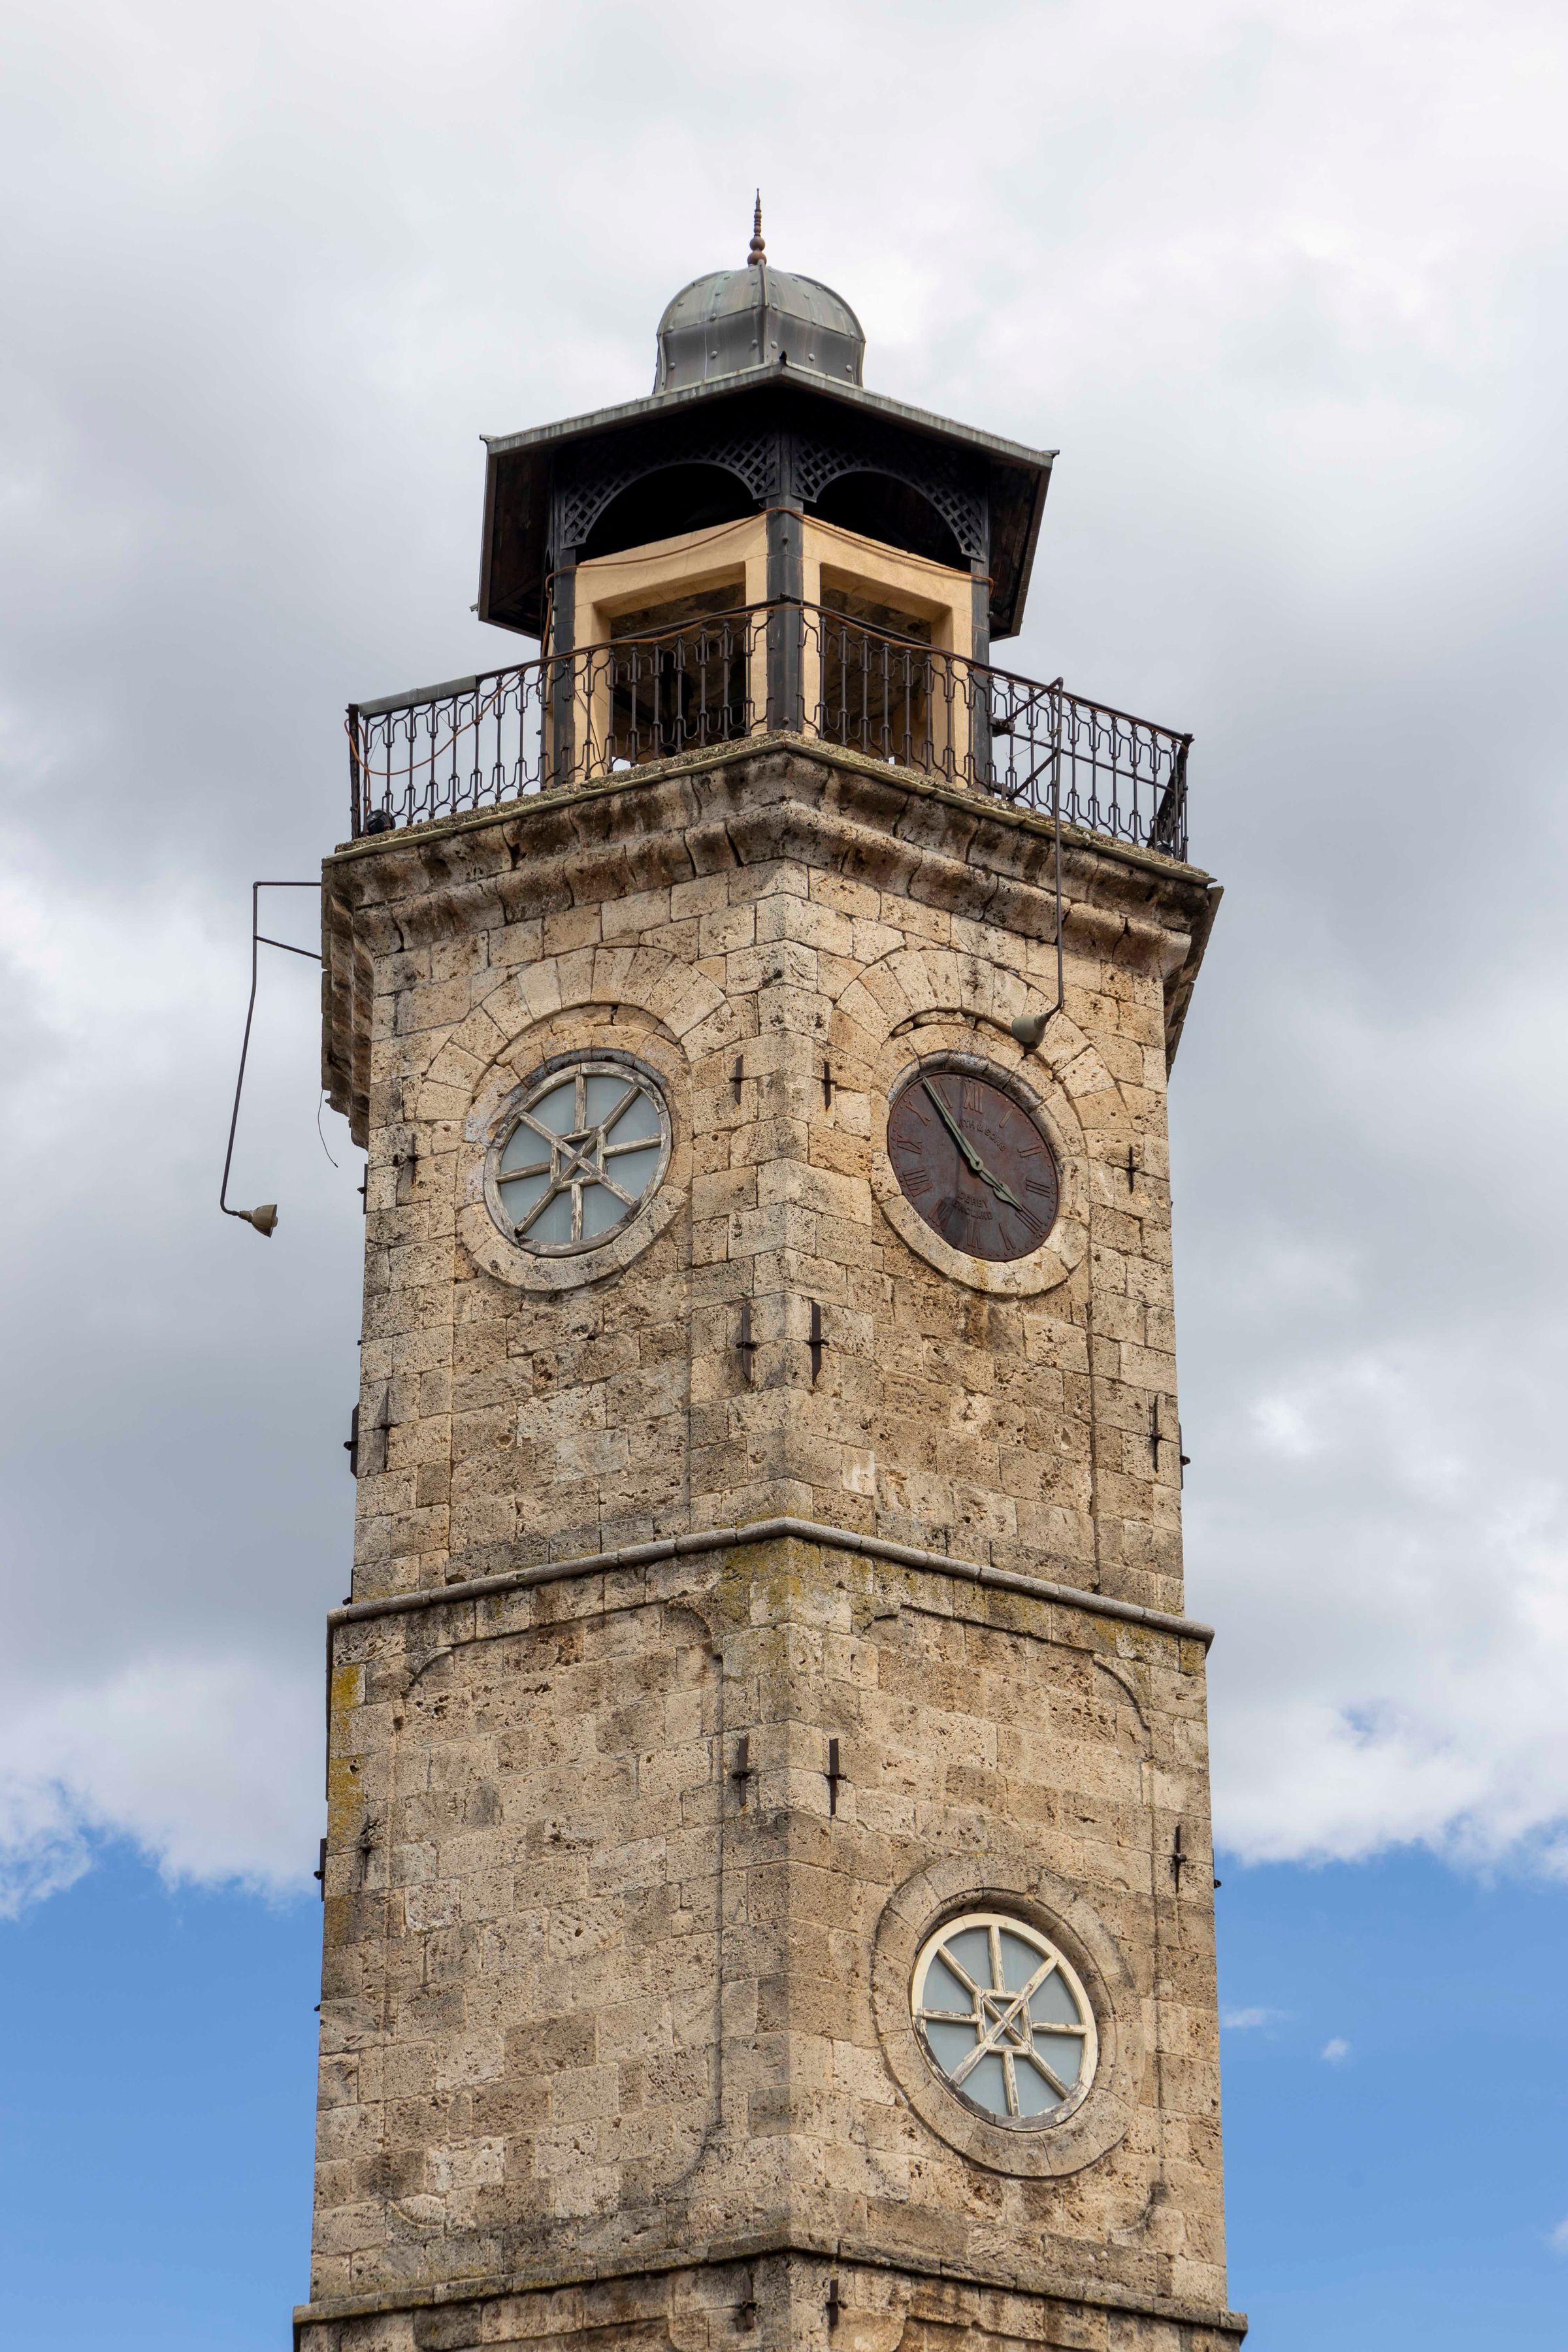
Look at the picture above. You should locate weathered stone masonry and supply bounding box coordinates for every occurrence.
[304,739,1238,2352]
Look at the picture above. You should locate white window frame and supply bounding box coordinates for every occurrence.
[911,1910,1098,2128]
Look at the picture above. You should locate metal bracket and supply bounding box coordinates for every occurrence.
[220,881,324,1235]
[1150,1396,1189,1480]
[825,1737,845,1817]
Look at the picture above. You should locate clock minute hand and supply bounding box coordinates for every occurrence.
[923,1081,984,1173]
[921,1083,1024,1211]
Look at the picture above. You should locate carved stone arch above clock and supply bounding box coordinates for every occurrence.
[822,938,1128,1294]
[872,1851,1144,2180]
[436,943,734,1292]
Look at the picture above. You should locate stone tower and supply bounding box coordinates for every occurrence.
[304,223,1239,2352]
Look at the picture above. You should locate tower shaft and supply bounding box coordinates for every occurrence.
[301,740,1238,2352]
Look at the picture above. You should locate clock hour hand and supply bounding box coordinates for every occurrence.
[921,1082,1024,1211]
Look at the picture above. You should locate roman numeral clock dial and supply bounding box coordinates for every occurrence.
[887,1068,1060,1264]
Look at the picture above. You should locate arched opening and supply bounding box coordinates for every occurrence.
[809,470,966,571]
[581,463,756,561]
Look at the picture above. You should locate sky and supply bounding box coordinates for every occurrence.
[0,0,1565,2343]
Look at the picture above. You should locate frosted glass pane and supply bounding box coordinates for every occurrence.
[1034,2031,1083,2087]
[966,2053,1009,2116]
[580,1184,625,1239]
[921,1956,973,2016]
[1015,2062,1062,2116]
[1028,1969,1080,2027]
[585,1072,632,1124]
[529,1190,573,1245]
[498,1170,551,1220]
[608,1145,660,1199]
[529,1082,576,1135]
[606,1090,661,1143]
[945,1929,992,1989]
[499,1125,551,1173]
[998,1930,1040,1993]
[923,2019,979,2072]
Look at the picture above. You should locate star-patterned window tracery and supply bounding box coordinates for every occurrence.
[912,1912,1096,2124]
[494,1060,668,1253]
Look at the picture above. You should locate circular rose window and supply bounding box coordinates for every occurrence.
[911,1912,1097,2125]
[487,1055,670,1255]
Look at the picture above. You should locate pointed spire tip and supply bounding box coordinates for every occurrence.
[747,190,766,267]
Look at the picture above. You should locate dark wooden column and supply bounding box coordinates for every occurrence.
[968,551,992,784]
[765,432,805,734]
[547,546,579,785]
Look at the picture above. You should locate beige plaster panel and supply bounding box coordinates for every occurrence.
[572,514,972,661]
[574,517,770,649]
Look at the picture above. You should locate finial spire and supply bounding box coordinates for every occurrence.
[747,191,766,268]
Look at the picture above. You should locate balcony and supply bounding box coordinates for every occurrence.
[346,602,1190,861]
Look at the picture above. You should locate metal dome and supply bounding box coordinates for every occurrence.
[653,204,864,393]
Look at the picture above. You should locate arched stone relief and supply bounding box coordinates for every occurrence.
[433,945,740,1292]
[871,1852,1142,2181]
[821,936,1129,1297]
[378,1592,727,2204]
[1094,1654,1152,1740]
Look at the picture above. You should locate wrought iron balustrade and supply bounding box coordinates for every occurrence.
[348,602,1190,860]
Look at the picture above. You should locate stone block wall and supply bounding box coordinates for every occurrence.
[308,1538,1230,2337]
[324,747,1217,1620]
[304,745,1237,2351]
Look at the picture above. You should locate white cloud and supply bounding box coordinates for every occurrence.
[1322,2039,1351,2064]
[0,1656,321,1916]
[1187,936,1568,1878]
[1,0,1567,1906]
[1203,1325,1568,1873]
[1549,2217,1568,2255]
[0,844,354,1911]
[1221,2007,1284,2031]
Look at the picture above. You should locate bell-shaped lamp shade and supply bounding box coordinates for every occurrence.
[239,1203,279,1236]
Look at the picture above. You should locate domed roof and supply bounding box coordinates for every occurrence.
[653,202,864,394]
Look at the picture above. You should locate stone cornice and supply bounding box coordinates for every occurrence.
[323,732,1209,904]
[329,1515,1215,1647]
[293,2230,1248,2342]
[321,736,1220,1138]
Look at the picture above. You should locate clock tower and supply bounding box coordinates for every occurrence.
[304,220,1239,2352]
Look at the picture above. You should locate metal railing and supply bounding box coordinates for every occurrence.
[348,602,1190,859]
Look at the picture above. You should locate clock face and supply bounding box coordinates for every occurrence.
[887,1068,1059,1263]
[491,1057,670,1254]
